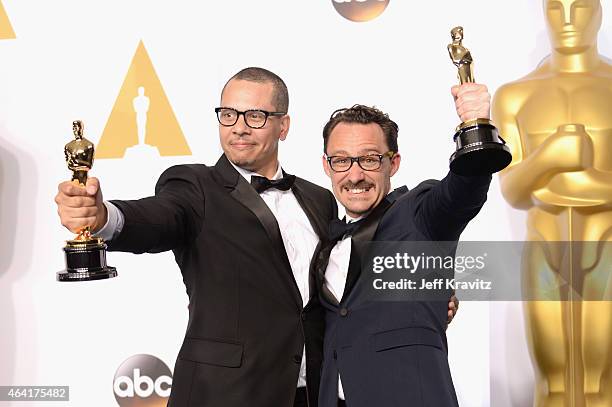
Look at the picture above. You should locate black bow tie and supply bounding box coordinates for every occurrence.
[329,218,363,241]
[251,174,296,194]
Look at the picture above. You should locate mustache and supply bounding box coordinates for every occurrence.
[341,181,374,190]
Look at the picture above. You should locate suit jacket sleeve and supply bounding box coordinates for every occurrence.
[106,164,205,254]
[413,172,491,241]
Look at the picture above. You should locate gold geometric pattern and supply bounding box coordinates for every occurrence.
[0,1,16,39]
[97,40,191,159]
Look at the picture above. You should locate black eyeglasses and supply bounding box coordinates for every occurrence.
[326,151,395,172]
[215,107,286,129]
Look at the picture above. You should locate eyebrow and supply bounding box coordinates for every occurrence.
[218,106,272,111]
[329,149,383,156]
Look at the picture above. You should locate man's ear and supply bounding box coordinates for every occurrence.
[322,154,331,177]
[279,115,290,141]
[389,153,401,177]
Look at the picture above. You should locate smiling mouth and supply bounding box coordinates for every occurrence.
[344,186,372,195]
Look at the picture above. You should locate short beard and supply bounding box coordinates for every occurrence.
[345,204,374,219]
[229,157,257,172]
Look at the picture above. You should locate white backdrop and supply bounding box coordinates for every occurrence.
[1,1,611,406]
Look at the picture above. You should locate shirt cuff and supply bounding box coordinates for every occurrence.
[94,201,124,241]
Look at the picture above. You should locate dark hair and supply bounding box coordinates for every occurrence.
[222,67,289,112]
[322,104,399,154]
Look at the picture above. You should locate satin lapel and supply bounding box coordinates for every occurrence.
[291,180,328,240]
[312,240,340,307]
[291,180,334,304]
[341,197,394,302]
[214,155,302,309]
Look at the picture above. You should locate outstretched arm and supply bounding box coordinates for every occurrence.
[107,165,206,254]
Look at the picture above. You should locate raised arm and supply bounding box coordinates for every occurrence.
[411,82,493,240]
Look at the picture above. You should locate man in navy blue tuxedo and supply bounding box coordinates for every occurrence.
[316,83,492,407]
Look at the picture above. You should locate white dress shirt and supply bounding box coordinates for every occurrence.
[323,215,362,401]
[96,161,319,388]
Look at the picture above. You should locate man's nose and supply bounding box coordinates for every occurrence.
[232,113,250,135]
[347,161,366,184]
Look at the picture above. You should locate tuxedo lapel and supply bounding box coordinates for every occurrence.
[213,155,302,309]
[291,181,328,240]
[232,177,284,253]
[341,202,389,302]
[291,180,334,302]
[313,240,340,307]
[341,186,409,301]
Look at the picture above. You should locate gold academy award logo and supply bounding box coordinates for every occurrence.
[96,40,191,159]
[332,0,390,22]
[0,0,15,39]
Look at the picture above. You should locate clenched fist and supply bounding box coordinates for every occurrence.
[55,177,107,234]
[451,83,491,122]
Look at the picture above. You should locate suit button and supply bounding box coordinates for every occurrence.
[339,308,348,317]
[293,354,302,364]
[301,311,306,321]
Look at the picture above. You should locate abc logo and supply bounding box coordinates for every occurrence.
[113,354,172,407]
[332,0,390,22]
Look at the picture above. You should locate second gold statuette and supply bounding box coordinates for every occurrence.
[447,26,511,175]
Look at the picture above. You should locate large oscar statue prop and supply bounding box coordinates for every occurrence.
[493,0,612,405]
[447,26,511,175]
[57,120,117,282]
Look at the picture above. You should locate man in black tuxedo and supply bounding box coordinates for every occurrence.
[315,84,492,407]
[55,67,337,407]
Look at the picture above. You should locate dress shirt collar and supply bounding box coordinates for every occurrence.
[345,214,363,223]
[229,160,283,182]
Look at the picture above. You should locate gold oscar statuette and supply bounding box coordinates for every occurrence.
[447,26,511,175]
[57,120,117,282]
[492,0,612,404]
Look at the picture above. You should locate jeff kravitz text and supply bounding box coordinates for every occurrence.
[370,252,493,292]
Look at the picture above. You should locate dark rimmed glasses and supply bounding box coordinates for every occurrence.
[215,107,286,129]
[326,151,396,172]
